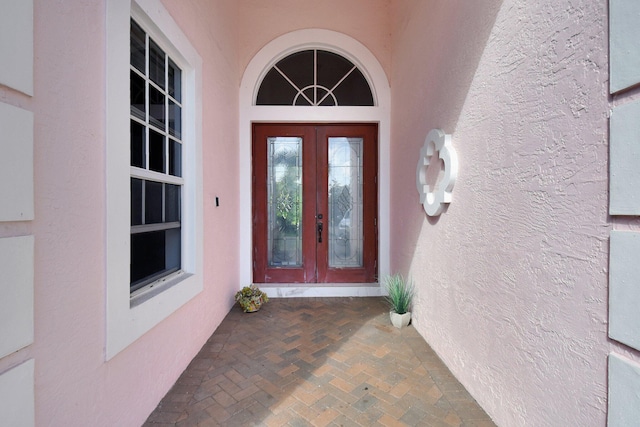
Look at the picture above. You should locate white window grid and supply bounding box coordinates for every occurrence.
[130,19,183,293]
[130,21,183,233]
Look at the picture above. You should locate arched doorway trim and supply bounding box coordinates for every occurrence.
[239,29,390,296]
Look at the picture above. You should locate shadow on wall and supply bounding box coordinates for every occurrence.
[390,0,504,272]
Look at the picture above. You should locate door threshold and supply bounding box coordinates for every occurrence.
[257,284,382,298]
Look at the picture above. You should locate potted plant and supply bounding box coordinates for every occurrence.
[383,274,415,328]
[235,285,269,312]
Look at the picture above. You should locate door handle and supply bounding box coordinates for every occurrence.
[317,222,323,243]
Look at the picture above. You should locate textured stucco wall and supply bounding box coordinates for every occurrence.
[237,0,392,80]
[13,0,616,425]
[18,1,241,425]
[391,1,610,426]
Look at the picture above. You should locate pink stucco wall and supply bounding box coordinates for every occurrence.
[390,1,610,426]
[26,1,240,425]
[237,0,392,79]
[11,0,616,425]
[18,1,395,425]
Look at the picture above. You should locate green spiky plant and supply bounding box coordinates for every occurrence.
[384,274,414,314]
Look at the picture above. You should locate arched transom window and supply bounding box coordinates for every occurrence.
[256,49,374,106]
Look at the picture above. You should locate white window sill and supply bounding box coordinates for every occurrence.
[130,270,193,307]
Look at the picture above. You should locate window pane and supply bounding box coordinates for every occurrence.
[149,129,165,173]
[319,94,337,106]
[130,229,181,290]
[296,88,315,106]
[165,228,181,272]
[315,88,335,106]
[317,50,353,90]
[145,180,163,224]
[277,50,314,90]
[332,68,374,106]
[130,20,145,73]
[130,230,165,286]
[256,49,374,106]
[149,39,165,89]
[148,85,165,130]
[168,100,181,139]
[130,120,145,168]
[168,59,181,102]
[165,184,180,222]
[131,178,143,226]
[256,68,299,105]
[169,139,182,177]
[130,71,145,120]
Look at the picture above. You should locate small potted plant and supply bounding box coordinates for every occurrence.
[383,274,415,328]
[235,285,269,312]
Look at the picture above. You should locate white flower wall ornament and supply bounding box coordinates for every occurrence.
[416,129,458,216]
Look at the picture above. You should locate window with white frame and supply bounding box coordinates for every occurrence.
[107,0,202,359]
[129,19,183,293]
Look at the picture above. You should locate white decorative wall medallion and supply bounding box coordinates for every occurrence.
[416,129,458,216]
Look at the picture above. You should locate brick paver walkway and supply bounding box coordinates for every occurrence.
[144,297,496,426]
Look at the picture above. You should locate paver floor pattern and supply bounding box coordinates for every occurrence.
[144,297,496,427]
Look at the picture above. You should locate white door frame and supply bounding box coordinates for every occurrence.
[239,29,390,297]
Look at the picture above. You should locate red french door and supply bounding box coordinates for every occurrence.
[252,123,378,283]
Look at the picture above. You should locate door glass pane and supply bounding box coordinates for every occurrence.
[268,137,303,267]
[328,137,363,268]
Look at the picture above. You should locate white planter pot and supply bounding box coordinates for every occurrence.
[390,311,411,329]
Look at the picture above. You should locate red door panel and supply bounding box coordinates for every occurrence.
[252,123,377,284]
